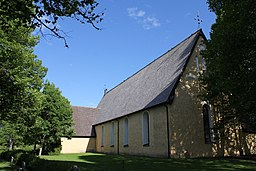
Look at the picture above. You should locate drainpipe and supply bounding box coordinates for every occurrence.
[165,104,171,158]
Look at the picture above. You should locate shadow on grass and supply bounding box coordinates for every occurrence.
[0,167,14,171]
[39,153,256,171]
[77,154,256,171]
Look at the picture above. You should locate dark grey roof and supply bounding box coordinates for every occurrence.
[72,106,98,137]
[95,30,205,125]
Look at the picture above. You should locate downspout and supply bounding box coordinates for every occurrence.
[165,104,171,158]
[117,120,120,155]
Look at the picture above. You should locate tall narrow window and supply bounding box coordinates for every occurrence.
[142,111,150,146]
[195,56,199,72]
[101,126,104,147]
[202,57,206,72]
[203,105,215,144]
[124,118,128,147]
[110,122,115,147]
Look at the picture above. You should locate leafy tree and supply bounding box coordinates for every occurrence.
[0,21,47,149]
[0,0,103,46]
[0,7,75,151]
[0,121,24,150]
[202,0,256,155]
[31,81,73,155]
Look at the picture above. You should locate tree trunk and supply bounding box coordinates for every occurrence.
[38,147,43,156]
[220,127,225,156]
[33,142,37,154]
[8,138,13,151]
[239,129,251,156]
[38,136,45,156]
[234,124,244,156]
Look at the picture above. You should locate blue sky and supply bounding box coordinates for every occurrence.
[34,0,216,107]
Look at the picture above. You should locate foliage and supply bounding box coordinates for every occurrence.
[30,81,73,154]
[0,161,15,171]
[0,22,48,149]
[0,22,47,122]
[0,149,28,161]
[0,0,104,46]
[16,153,40,170]
[203,0,256,154]
[0,21,73,152]
[0,150,40,170]
[0,121,23,150]
[48,147,62,156]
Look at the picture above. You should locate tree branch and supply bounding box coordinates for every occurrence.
[76,10,101,30]
[33,15,69,47]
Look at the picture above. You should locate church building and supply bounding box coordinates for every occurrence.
[61,30,256,158]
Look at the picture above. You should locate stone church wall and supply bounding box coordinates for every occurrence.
[168,36,214,158]
[95,105,169,157]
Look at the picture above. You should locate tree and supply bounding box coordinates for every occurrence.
[0,8,75,152]
[0,121,23,150]
[32,81,73,155]
[202,0,256,155]
[0,0,103,47]
[0,22,47,128]
[0,21,48,149]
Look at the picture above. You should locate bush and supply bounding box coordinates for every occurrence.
[48,147,61,156]
[0,149,25,161]
[16,153,40,169]
[0,150,40,170]
[0,149,79,171]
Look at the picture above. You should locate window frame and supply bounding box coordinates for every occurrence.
[101,125,105,147]
[110,122,115,147]
[123,117,129,147]
[202,104,215,144]
[195,56,199,72]
[142,111,150,146]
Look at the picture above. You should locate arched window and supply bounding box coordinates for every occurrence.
[142,111,150,146]
[195,56,199,72]
[203,105,215,144]
[110,122,115,147]
[202,57,206,72]
[101,126,104,147]
[123,118,128,146]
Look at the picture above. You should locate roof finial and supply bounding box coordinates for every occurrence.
[194,11,203,29]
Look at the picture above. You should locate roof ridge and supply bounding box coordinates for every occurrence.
[102,29,202,97]
[72,106,98,110]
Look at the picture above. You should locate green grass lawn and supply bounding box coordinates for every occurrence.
[40,153,256,171]
[0,161,15,171]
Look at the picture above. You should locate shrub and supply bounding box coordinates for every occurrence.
[0,149,74,171]
[16,153,40,169]
[48,147,61,156]
[0,149,25,161]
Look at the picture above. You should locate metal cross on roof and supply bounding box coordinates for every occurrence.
[194,11,203,29]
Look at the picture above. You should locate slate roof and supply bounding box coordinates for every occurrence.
[71,106,98,137]
[95,30,205,125]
